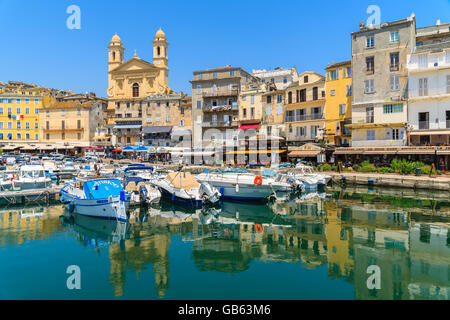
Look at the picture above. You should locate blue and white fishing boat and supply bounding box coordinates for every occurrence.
[60,178,128,221]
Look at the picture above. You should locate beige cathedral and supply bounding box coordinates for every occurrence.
[106,29,172,124]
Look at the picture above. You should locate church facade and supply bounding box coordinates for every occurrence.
[106,29,171,147]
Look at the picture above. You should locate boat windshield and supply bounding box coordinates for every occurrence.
[210,167,251,174]
[21,170,45,178]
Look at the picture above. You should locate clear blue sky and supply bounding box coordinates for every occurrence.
[0,0,449,97]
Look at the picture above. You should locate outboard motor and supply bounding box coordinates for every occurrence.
[139,185,148,205]
[199,182,220,204]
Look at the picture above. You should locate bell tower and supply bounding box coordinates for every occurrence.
[153,28,169,89]
[108,34,124,91]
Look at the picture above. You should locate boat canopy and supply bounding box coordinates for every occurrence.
[166,172,200,190]
[83,179,124,200]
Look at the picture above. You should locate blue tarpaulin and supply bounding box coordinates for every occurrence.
[83,179,124,200]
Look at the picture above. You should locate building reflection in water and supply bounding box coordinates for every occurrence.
[4,189,448,300]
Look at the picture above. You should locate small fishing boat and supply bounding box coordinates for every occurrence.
[14,165,51,190]
[60,178,129,221]
[151,171,220,206]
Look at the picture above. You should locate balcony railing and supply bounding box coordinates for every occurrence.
[285,114,324,122]
[115,116,142,122]
[202,121,238,128]
[390,63,399,71]
[202,89,239,98]
[419,121,429,130]
[366,116,374,123]
[203,105,239,112]
[43,127,84,132]
[352,139,406,147]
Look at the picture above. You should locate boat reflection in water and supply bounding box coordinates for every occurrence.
[60,213,130,248]
[1,188,449,300]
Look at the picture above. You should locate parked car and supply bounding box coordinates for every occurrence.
[6,157,16,165]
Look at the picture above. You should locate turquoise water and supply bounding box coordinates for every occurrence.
[0,188,449,300]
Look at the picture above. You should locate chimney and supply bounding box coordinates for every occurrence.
[360,21,365,30]
[437,18,441,25]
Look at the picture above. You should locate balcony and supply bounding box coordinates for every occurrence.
[202,89,239,98]
[285,114,324,122]
[43,127,84,132]
[390,63,399,72]
[352,139,406,148]
[115,115,142,122]
[419,121,429,130]
[202,121,239,128]
[203,105,238,112]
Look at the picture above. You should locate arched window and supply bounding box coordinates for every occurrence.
[132,83,139,97]
[112,51,116,61]
[157,46,161,56]
[288,91,292,104]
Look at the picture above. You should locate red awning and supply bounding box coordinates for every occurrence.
[239,124,260,130]
[85,146,103,150]
[112,148,122,152]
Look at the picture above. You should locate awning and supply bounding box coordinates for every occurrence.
[397,149,436,155]
[171,151,215,157]
[2,145,19,150]
[112,148,122,152]
[171,128,192,136]
[113,124,142,129]
[85,146,103,150]
[20,145,38,151]
[410,130,450,136]
[288,150,321,157]
[364,150,398,155]
[334,149,364,155]
[39,145,56,150]
[122,146,137,152]
[142,126,172,134]
[225,150,286,155]
[239,124,260,130]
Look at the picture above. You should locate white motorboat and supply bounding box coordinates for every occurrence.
[42,160,58,174]
[124,176,161,205]
[196,167,295,201]
[14,165,51,190]
[0,173,13,191]
[58,160,79,178]
[60,178,129,221]
[295,164,331,188]
[151,171,220,207]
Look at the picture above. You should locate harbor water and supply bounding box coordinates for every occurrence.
[0,186,449,300]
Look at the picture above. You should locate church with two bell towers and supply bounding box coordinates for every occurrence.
[106,29,174,146]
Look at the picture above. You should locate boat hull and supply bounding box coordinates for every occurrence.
[60,185,127,221]
[205,181,280,201]
[159,187,203,207]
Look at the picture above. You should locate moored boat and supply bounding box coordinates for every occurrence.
[152,171,220,207]
[196,167,295,201]
[14,165,51,190]
[60,178,129,221]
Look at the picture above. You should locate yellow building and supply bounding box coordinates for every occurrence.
[0,85,50,147]
[324,61,352,146]
[40,96,106,153]
[284,72,326,146]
